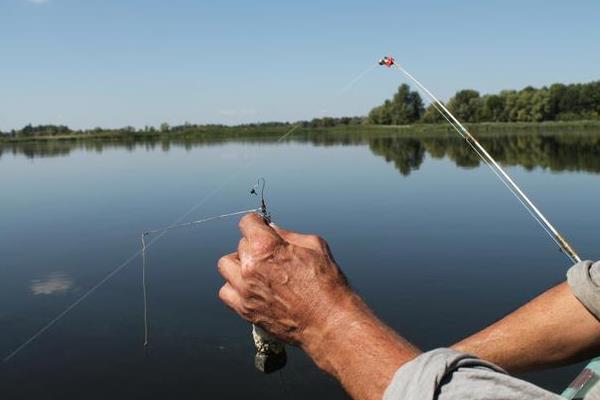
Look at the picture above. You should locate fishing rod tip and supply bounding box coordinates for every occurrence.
[378,56,396,67]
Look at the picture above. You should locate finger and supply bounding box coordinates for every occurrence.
[218,283,242,312]
[240,213,282,242]
[270,223,329,254]
[217,253,243,290]
[240,214,283,256]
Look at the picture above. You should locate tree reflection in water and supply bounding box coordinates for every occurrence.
[2,129,600,175]
[369,132,600,175]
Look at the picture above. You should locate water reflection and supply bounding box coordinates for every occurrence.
[2,128,599,398]
[30,272,74,295]
[369,133,600,175]
[2,129,600,175]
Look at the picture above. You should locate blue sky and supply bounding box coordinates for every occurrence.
[1,0,599,130]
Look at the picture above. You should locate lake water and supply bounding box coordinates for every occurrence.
[1,130,600,399]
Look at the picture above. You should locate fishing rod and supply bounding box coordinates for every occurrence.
[378,56,581,264]
[378,56,596,399]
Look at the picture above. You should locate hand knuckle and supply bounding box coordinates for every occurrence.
[218,285,227,301]
[217,256,227,271]
[308,234,325,246]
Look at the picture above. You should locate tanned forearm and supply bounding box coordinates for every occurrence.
[218,215,421,400]
[301,292,421,400]
[453,282,600,374]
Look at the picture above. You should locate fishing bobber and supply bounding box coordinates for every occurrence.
[253,325,287,373]
[378,56,395,67]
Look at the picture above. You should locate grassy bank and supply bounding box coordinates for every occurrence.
[2,120,600,144]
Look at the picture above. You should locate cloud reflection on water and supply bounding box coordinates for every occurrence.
[31,272,74,295]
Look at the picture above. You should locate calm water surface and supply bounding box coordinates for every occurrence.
[1,130,600,399]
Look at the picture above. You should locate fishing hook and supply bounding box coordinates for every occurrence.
[250,177,271,224]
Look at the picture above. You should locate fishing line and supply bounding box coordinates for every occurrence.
[340,64,377,94]
[1,144,277,362]
[3,246,145,362]
[140,208,260,346]
[142,208,260,242]
[386,59,580,263]
[3,65,374,362]
[2,171,254,362]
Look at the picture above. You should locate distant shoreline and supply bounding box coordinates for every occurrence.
[2,120,600,144]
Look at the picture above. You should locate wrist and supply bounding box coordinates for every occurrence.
[297,288,421,400]
[299,289,370,368]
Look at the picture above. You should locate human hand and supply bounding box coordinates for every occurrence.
[218,213,421,400]
[217,213,352,347]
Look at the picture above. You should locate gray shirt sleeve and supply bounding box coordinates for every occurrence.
[567,260,600,319]
[383,261,600,399]
[383,348,561,400]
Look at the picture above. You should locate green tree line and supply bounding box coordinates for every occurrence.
[0,118,366,140]
[369,81,600,125]
[2,79,600,139]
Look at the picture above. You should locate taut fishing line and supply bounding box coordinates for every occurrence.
[3,65,375,363]
[2,172,256,362]
[141,208,260,346]
[340,64,378,94]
